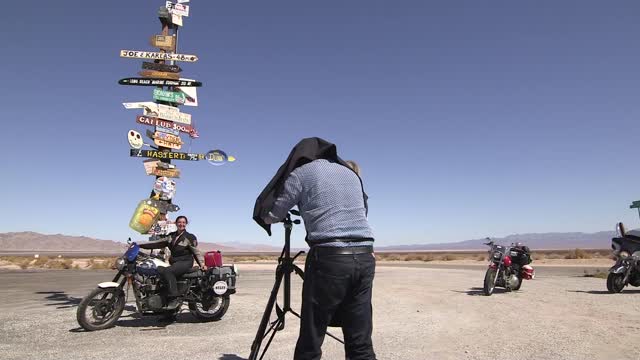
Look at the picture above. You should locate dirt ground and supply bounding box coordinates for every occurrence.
[1,263,639,360]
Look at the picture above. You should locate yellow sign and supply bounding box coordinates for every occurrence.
[150,35,175,51]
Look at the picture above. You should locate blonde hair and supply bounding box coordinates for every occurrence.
[345,160,361,177]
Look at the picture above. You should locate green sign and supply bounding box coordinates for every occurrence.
[153,89,186,104]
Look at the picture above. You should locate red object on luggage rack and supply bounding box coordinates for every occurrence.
[204,251,223,268]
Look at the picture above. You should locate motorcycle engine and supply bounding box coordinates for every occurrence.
[506,274,519,288]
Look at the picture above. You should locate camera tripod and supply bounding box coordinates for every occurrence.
[248,211,343,360]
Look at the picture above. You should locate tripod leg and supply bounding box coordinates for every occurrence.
[249,267,285,360]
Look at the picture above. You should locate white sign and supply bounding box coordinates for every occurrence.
[171,13,183,26]
[166,1,189,17]
[177,0,190,3]
[213,281,228,295]
[122,102,192,125]
[177,78,198,107]
[120,50,197,62]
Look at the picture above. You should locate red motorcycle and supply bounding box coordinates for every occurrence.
[483,239,535,296]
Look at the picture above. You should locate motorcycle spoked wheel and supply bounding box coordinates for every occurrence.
[483,268,498,296]
[606,272,626,293]
[189,295,230,321]
[76,287,126,331]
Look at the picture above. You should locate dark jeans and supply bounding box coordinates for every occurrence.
[294,249,376,360]
[157,259,193,297]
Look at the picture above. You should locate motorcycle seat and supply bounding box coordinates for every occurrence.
[181,266,203,278]
[625,229,640,240]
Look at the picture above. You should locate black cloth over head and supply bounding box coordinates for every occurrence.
[252,137,368,235]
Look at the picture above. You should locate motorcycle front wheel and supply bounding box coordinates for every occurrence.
[76,287,126,331]
[606,272,626,293]
[483,268,497,296]
[189,296,230,321]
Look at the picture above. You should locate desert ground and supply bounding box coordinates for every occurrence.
[1,259,639,360]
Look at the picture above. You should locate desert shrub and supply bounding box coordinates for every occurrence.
[476,255,486,261]
[88,258,117,270]
[440,254,459,261]
[19,260,31,269]
[33,256,50,267]
[46,259,74,269]
[583,269,607,279]
[565,248,592,259]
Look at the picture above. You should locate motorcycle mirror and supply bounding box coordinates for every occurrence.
[127,237,132,244]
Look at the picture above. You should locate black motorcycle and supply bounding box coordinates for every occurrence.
[76,240,237,331]
[607,222,640,293]
[483,239,534,296]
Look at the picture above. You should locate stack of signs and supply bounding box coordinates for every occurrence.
[120,0,199,235]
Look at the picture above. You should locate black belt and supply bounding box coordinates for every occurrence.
[311,245,374,256]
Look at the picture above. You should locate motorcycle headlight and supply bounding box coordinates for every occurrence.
[492,251,502,260]
[116,257,126,270]
[619,251,630,259]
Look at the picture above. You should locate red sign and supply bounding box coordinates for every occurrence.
[136,115,195,135]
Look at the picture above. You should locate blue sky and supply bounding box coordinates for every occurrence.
[2,1,640,247]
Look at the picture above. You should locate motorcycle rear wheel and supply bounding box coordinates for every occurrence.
[189,296,230,321]
[606,273,625,293]
[483,268,497,296]
[76,287,126,331]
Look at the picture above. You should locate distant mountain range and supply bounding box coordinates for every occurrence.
[376,231,616,251]
[0,232,280,254]
[0,231,616,254]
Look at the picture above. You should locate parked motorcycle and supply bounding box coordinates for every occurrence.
[76,239,237,331]
[483,239,534,296]
[607,222,640,293]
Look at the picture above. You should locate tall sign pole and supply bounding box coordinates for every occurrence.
[121,1,200,238]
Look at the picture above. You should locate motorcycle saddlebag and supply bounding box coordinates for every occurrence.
[205,251,223,268]
[522,265,535,280]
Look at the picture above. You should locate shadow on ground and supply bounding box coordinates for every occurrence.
[451,287,508,296]
[219,355,248,360]
[568,289,640,295]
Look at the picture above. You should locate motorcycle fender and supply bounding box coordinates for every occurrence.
[609,265,627,274]
[98,282,120,289]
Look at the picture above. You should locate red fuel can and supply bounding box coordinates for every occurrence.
[205,251,223,268]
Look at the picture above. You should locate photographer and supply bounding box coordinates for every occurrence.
[256,138,377,360]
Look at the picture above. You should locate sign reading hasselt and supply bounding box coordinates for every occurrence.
[130,149,204,161]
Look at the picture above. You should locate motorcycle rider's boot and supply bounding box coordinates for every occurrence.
[164,297,180,310]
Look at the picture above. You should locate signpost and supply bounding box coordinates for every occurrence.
[139,70,180,80]
[123,102,192,125]
[119,78,202,87]
[130,148,204,161]
[136,115,196,136]
[120,50,198,62]
[150,34,175,51]
[142,61,181,73]
[153,88,186,104]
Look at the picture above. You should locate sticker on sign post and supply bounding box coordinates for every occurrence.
[150,35,175,51]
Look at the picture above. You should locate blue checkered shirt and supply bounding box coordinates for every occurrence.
[264,159,374,247]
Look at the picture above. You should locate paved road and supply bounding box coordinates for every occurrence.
[1,265,639,360]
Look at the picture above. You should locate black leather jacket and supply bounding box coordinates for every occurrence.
[139,230,203,265]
